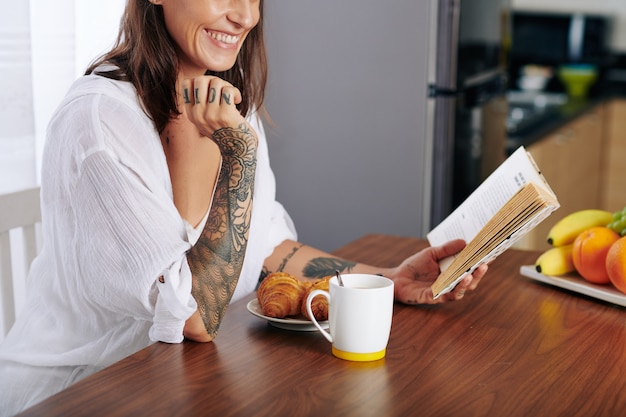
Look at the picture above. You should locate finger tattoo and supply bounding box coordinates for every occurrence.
[183,88,191,104]
[195,88,200,104]
[209,87,217,103]
[222,92,231,105]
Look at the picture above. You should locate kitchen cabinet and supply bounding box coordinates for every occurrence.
[511,1,626,52]
[601,98,626,212]
[513,104,606,251]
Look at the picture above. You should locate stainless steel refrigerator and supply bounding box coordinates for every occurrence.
[263,0,510,251]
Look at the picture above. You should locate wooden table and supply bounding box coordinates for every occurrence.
[17,234,626,417]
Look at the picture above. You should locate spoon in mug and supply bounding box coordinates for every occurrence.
[335,270,345,287]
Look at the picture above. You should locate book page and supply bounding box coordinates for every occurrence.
[427,146,553,271]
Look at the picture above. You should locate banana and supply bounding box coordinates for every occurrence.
[535,244,575,276]
[547,209,614,247]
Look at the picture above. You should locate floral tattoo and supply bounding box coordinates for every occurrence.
[187,123,257,338]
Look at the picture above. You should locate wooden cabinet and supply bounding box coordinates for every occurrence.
[600,99,626,212]
[513,104,606,251]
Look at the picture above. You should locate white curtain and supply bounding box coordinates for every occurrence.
[0,0,125,194]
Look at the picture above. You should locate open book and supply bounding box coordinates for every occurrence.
[428,146,559,299]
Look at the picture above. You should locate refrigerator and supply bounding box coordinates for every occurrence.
[263,0,510,251]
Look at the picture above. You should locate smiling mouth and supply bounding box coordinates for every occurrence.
[207,31,239,45]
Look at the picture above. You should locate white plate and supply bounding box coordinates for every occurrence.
[520,265,626,307]
[247,299,329,331]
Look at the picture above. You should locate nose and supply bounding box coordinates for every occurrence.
[227,0,259,29]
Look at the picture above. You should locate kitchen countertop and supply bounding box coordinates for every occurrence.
[505,81,626,154]
[506,96,603,153]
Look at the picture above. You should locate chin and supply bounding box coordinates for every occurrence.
[207,62,237,73]
[200,52,239,73]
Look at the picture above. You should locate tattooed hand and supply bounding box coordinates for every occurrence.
[181,75,258,149]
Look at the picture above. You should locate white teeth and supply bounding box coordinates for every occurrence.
[209,31,238,45]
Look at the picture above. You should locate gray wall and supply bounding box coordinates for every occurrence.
[263,1,433,252]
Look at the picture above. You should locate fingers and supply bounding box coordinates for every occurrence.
[430,239,466,262]
[395,261,487,306]
[469,264,487,290]
[450,265,487,300]
[185,79,241,106]
[179,76,244,137]
[448,275,470,300]
[182,77,241,107]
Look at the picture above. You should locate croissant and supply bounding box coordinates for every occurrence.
[301,276,331,321]
[257,272,310,318]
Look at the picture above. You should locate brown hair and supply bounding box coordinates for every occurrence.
[85,0,267,134]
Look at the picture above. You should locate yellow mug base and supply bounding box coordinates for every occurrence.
[332,347,386,362]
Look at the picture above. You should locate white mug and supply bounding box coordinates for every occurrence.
[306,274,394,362]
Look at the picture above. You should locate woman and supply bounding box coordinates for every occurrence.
[0,0,486,414]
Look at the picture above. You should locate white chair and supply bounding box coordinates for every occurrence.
[0,187,41,337]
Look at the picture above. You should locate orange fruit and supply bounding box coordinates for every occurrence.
[572,227,620,284]
[606,236,626,294]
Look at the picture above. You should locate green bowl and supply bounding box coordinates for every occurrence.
[558,64,598,98]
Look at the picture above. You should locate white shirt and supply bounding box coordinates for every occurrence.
[0,73,296,415]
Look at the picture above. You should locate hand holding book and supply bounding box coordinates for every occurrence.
[427,146,560,299]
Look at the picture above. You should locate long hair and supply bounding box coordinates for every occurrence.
[85,0,267,134]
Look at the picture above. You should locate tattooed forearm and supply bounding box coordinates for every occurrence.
[187,123,257,338]
[256,243,303,287]
[302,257,356,279]
[277,243,304,272]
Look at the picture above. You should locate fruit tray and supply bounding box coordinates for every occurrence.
[520,265,626,307]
